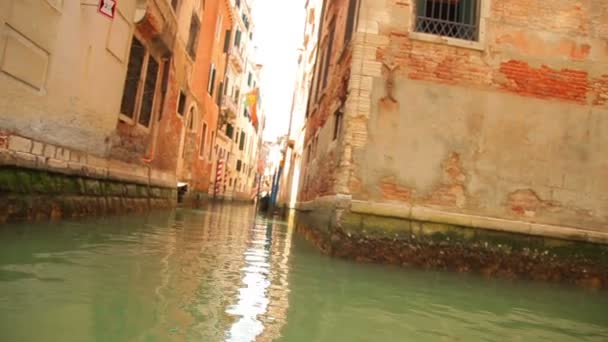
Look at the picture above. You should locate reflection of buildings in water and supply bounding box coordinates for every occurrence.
[226,211,295,341]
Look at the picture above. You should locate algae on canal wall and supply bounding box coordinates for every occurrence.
[296,196,608,290]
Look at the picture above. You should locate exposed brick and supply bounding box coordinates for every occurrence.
[379,177,413,202]
[8,135,32,153]
[497,60,589,104]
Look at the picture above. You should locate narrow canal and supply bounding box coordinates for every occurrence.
[0,204,606,341]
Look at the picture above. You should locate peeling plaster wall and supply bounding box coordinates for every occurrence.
[342,0,608,231]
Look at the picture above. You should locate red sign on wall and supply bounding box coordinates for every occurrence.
[98,0,116,19]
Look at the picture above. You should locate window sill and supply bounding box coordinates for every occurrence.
[118,114,135,125]
[409,31,485,51]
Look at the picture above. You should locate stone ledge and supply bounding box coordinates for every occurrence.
[0,133,176,189]
[296,198,608,245]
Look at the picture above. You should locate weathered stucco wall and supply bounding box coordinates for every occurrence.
[340,0,608,232]
[0,0,137,156]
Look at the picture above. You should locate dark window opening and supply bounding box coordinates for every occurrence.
[239,132,245,151]
[236,160,242,172]
[235,0,241,8]
[208,64,216,95]
[234,30,242,47]
[415,0,479,41]
[247,72,252,86]
[159,58,171,121]
[199,122,208,157]
[226,123,234,138]
[138,56,159,127]
[217,81,223,105]
[120,38,145,118]
[344,0,358,45]
[187,14,201,58]
[223,29,232,53]
[333,109,343,140]
[178,91,186,115]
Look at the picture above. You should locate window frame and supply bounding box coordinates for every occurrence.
[119,36,163,131]
[199,121,208,159]
[409,0,489,51]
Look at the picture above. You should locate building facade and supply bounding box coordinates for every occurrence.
[277,0,324,209]
[0,0,263,222]
[212,0,264,201]
[297,0,608,287]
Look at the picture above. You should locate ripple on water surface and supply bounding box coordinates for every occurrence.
[0,204,606,342]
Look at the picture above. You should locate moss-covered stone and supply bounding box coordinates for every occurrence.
[361,215,411,238]
[136,185,148,197]
[84,179,102,196]
[0,168,19,192]
[30,171,57,194]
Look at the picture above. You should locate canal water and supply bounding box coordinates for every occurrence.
[0,204,606,342]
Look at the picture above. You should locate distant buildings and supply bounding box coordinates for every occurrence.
[0,0,264,222]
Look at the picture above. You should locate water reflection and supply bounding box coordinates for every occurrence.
[226,210,293,341]
[0,205,606,342]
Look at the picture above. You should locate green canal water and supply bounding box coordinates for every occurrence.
[0,204,606,342]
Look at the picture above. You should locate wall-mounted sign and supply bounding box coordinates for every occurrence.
[98,0,116,19]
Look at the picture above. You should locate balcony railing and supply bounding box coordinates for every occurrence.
[228,46,245,72]
[221,95,238,117]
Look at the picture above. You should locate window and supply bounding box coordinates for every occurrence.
[224,77,230,95]
[215,15,223,42]
[247,72,252,86]
[120,38,145,119]
[159,59,171,121]
[306,144,311,163]
[207,64,216,95]
[235,0,241,8]
[120,37,161,128]
[415,0,479,41]
[223,30,232,53]
[199,122,208,157]
[236,160,242,171]
[138,56,159,127]
[209,131,215,159]
[235,128,239,142]
[177,91,186,115]
[234,30,242,47]
[239,132,245,151]
[187,14,201,58]
[226,123,234,138]
[344,0,359,45]
[333,109,343,140]
[217,82,223,105]
[187,108,196,131]
[322,19,336,90]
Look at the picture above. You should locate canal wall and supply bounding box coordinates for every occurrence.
[0,132,177,223]
[296,195,608,289]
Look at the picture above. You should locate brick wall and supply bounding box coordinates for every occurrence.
[300,0,608,231]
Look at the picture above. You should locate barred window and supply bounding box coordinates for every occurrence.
[415,0,479,41]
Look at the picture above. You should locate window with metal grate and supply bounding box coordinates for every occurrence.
[415,0,479,41]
